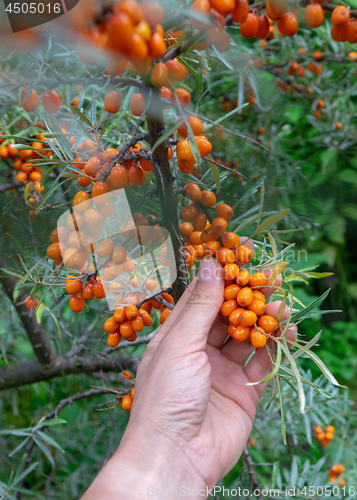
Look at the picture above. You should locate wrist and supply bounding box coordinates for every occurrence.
[112,424,207,499]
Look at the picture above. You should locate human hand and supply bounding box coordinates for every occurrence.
[82,255,297,500]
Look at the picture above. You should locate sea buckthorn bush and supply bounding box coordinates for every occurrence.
[0,0,357,497]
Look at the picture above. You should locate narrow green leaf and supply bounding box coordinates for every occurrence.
[247,343,282,385]
[253,209,290,236]
[71,106,93,127]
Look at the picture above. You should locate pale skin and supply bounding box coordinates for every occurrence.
[81,252,297,500]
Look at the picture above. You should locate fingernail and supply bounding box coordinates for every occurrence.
[198,258,219,282]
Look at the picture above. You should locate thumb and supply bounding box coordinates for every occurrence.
[167,257,224,350]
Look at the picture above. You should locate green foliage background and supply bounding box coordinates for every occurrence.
[1,12,357,500]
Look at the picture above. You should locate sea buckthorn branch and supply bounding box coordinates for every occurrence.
[101,131,150,181]
[5,76,144,94]
[242,446,264,500]
[202,155,249,179]
[15,387,119,500]
[146,91,189,302]
[0,352,139,391]
[0,256,56,367]
[186,110,273,153]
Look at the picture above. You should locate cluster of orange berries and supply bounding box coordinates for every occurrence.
[221,271,277,348]
[314,425,335,447]
[104,292,172,348]
[179,182,278,348]
[328,464,346,486]
[120,370,136,410]
[64,275,106,313]
[0,133,47,196]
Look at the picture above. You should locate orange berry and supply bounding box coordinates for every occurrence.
[240,13,259,38]
[247,299,266,316]
[257,314,278,333]
[185,182,202,202]
[47,242,65,261]
[347,18,357,43]
[104,90,122,113]
[113,306,126,323]
[130,93,146,116]
[211,217,227,234]
[107,13,134,52]
[221,299,238,317]
[221,232,240,249]
[230,324,251,342]
[239,310,257,327]
[331,5,350,26]
[331,24,348,41]
[215,203,233,220]
[73,191,91,212]
[92,281,107,299]
[229,307,245,327]
[178,116,203,137]
[160,308,171,324]
[252,290,266,303]
[128,166,146,185]
[335,121,343,130]
[130,386,135,398]
[202,240,220,257]
[131,315,144,331]
[81,283,94,301]
[250,327,267,348]
[326,425,335,433]
[237,269,250,287]
[122,394,133,410]
[232,0,249,23]
[42,90,61,113]
[265,0,287,20]
[256,14,270,39]
[210,0,234,15]
[222,263,239,280]
[166,58,187,82]
[120,320,135,338]
[21,88,39,112]
[304,4,324,28]
[112,246,127,264]
[139,308,153,326]
[91,181,108,201]
[189,231,203,245]
[107,332,121,348]
[216,247,236,265]
[171,88,191,107]
[236,245,253,263]
[65,276,83,295]
[224,284,240,300]
[179,222,194,237]
[104,317,119,333]
[151,63,168,88]
[176,140,193,161]
[180,205,198,221]
[201,190,216,207]
[193,212,208,231]
[277,12,298,36]
[338,480,346,487]
[69,295,84,313]
[314,426,323,434]
[195,136,212,157]
[249,272,267,288]
[125,304,139,320]
[237,287,253,307]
